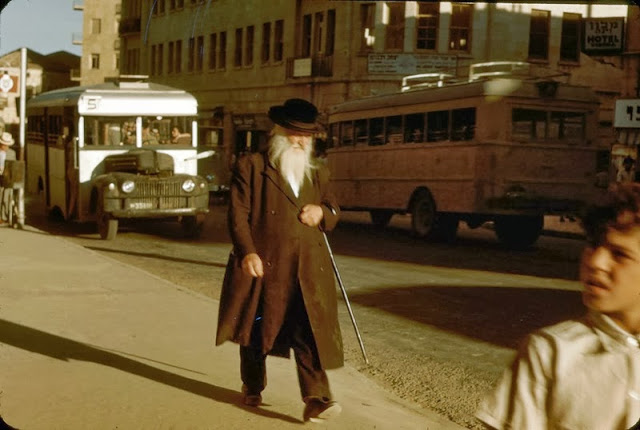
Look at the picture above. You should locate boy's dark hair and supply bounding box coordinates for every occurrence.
[582,183,640,243]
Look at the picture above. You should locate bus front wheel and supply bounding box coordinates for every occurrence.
[494,215,543,249]
[97,202,118,240]
[370,210,394,228]
[181,216,203,238]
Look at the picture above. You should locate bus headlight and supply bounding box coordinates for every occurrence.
[121,180,136,193]
[182,179,196,193]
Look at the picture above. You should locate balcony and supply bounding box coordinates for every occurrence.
[72,0,84,11]
[72,32,83,45]
[119,17,141,35]
[286,54,333,79]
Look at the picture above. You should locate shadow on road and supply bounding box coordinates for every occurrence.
[349,285,585,349]
[0,319,299,423]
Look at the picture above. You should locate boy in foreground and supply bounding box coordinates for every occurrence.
[476,182,640,429]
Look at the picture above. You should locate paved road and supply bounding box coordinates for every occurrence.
[23,196,588,429]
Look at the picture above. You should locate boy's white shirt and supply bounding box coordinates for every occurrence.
[476,311,640,430]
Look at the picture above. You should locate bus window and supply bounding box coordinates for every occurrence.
[354,119,368,145]
[386,115,403,144]
[405,113,425,143]
[512,108,546,141]
[84,116,137,146]
[340,121,354,146]
[369,117,384,146]
[451,108,476,141]
[550,111,585,143]
[427,110,449,141]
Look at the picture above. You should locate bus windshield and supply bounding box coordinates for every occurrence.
[83,115,195,147]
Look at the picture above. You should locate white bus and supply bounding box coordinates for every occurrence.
[26,78,210,239]
[327,62,606,247]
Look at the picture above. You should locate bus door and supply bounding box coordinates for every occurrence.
[44,110,68,219]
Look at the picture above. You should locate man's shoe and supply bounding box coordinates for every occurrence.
[303,399,342,423]
[241,384,262,407]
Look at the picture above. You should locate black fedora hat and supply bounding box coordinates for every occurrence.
[268,98,323,133]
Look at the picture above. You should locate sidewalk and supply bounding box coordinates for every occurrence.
[0,226,465,430]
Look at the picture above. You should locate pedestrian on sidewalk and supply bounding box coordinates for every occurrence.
[215,98,344,423]
[476,182,640,429]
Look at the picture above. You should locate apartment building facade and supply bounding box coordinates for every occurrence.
[116,1,636,171]
[75,0,122,86]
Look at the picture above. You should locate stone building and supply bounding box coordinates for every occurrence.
[74,0,122,86]
[115,1,636,181]
[0,49,79,135]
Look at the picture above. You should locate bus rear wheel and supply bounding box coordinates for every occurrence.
[411,192,436,238]
[97,202,118,240]
[370,210,394,228]
[494,215,543,249]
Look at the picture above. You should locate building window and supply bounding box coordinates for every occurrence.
[90,53,100,69]
[158,0,165,14]
[209,33,218,69]
[528,9,550,60]
[177,0,184,9]
[560,12,581,62]
[157,43,163,75]
[91,18,101,34]
[360,3,375,52]
[314,12,324,54]
[219,31,227,68]
[417,2,438,50]
[326,9,335,55]
[115,53,120,70]
[385,2,405,51]
[245,25,254,66]
[234,28,243,67]
[302,14,312,57]
[274,20,283,62]
[175,40,182,73]
[449,3,471,51]
[150,45,157,75]
[188,37,195,72]
[168,41,174,73]
[262,22,271,64]
[196,35,204,71]
[170,0,175,10]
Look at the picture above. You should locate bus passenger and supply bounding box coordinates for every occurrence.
[171,126,190,144]
[142,120,159,145]
[476,182,640,429]
[216,98,343,423]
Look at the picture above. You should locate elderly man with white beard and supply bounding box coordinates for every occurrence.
[216,98,344,423]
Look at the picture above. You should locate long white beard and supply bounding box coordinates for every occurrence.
[268,133,314,188]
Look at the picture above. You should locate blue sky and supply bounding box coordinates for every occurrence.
[0,0,83,57]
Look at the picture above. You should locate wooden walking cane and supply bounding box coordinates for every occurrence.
[322,232,370,365]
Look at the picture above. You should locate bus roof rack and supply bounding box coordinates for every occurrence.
[401,73,457,92]
[105,74,150,89]
[468,61,530,81]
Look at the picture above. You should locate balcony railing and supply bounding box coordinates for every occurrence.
[286,54,333,79]
[72,0,84,11]
[119,17,141,35]
[72,32,83,45]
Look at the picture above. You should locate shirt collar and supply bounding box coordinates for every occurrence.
[589,311,640,350]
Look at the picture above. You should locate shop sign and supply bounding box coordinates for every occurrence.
[583,17,624,54]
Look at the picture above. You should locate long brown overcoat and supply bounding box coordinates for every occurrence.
[215,151,344,370]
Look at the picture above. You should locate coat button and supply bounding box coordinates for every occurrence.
[270,210,276,215]
[266,261,272,267]
[320,267,324,272]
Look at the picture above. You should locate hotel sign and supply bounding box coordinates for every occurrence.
[583,17,624,54]
[368,54,457,75]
